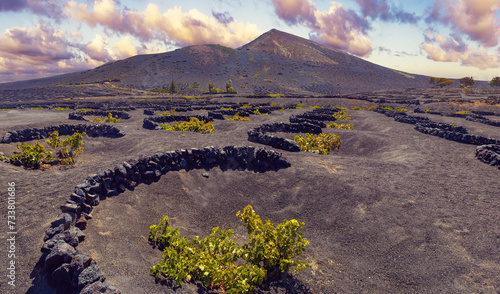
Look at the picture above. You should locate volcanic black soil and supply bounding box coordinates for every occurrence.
[0,96,499,294]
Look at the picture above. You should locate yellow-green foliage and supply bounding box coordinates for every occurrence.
[366,106,376,111]
[1,109,10,111]
[278,107,285,111]
[455,110,469,114]
[253,109,268,115]
[335,106,349,110]
[93,113,120,123]
[310,106,321,109]
[10,131,86,167]
[268,94,284,98]
[352,106,361,111]
[333,111,351,120]
[240,104,252,109]
[28,107,43,110]
[55,107,70,111]
[226,112,251,121]
[394,108,408,113]
[380,106,393,111]
[158,109,176,116]
[221,107,233,110]
[183,96,203,100]
[327,123,354,130]
[160,117,214,134]
[296,104,306,109]
[270,102,277,106]
[78,108,95,112]
[149,205,309,293]
[294,133,342,155]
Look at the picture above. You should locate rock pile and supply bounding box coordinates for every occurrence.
[0,124,125,143]
[475,144,500,169]
[41,146,290,293]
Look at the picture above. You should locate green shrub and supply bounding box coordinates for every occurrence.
[10,131,86,167]
[93,113,120,123]
[296,104,306,109]
[333,111,351,120]
[294,133,342,155]
[380,106,393,111]
[352,106,361,111]
[158,109,176,116]
[9,142,51,167]
[55,107,70,110]
[160,117,214,134]
[268,94,284,98]
[78,108,95,112]
[253,109,268,115]
[310,106,321,109]
[1,108,10,111]
[366,106,376,111]
[240,104,252,109]
[270,102,277,106]
[455,110,468,114]
[149,205,309,293]
[226,112,251,121]
[327,123,354,130]
[221,107,233,110]
[394,108,407,113]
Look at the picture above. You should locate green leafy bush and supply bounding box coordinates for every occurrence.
[78,108,95,112]
[294,133,342,155]
[10,131,86,167]
[253,109,268,115]
[160,117,214,134]
[9,142,51,167]
[55,107,70,110]
[149,205,309,293]
[455,110,468,114]
[158,109,177,116]
[352,106,361,111]
[93,113,120,123]
[327,123,354,130]
[240,104,252,109]
[226,112,251,121]
[295,104,306,109]
[332,111,351,120]
[394,108,408,113]
[366,106,376,111]
[380,106,393,111]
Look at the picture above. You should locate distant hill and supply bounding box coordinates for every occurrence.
[0,29,489,100]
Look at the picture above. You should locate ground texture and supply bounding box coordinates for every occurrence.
[0,96,499,294]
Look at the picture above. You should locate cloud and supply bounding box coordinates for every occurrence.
[271,0,317,26]
[426,0,500,47]
[271,0,372,56]
[0,0,28,12]
[420,31,500,69]
[64,0,261,48]
[212,11,234,25]
[0,22,166,83]
[0,0,64,19]
[355,0,419,23]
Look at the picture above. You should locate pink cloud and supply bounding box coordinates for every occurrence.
[64,0,261,48]
[420,31,500,69]
[355,0,419,23]
[427,0,500,47]
[0,0,64,19]
[271,0,372,56]
[270,0,317,26]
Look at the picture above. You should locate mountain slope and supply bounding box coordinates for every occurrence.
[0,29,444,98]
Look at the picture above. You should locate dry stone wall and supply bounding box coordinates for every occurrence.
[0,124,125,143]
[40,146,290,293]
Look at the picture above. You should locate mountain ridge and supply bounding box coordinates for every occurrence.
[0,28,483,99]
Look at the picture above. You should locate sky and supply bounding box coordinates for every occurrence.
[0,0,499,83]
